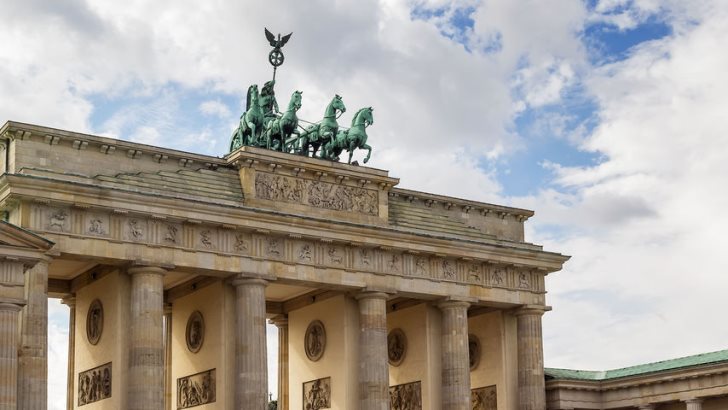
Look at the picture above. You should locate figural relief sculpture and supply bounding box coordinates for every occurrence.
[389,381,422,410]
[471,385,497,410]
[78,362,112,406]
[304,320,326,362]
[303,377,331,410]
[186,310,205,353]
[177,369,216,409]
[86,299,104,345]
[388,328,407,367]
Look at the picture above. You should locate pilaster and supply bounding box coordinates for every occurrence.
[271,315,289,410]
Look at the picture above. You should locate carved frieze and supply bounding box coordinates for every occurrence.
[385,252,402,274]
[164,223,181,245]
[303,377,331,410]
[471,385,497,410]
[441,259,456,279]
[232,232,250,253]
[186,311,205,353]
[255,172,378,215]
[85,213,109,236]
[177,368,216,409]
[78,362,112,406]
[125,218,146,241]
[305,320,326,362]
[48,208,70,232]
[389,381,422,410]
[86,299,103,345]
[297,242,314,263]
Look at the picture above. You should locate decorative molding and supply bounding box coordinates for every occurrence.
[388,328,407,367]
[86,299,103,345]
[304,320,326,362]
[185,311,205,353]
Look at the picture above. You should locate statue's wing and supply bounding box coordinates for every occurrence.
[280,32,293,47]
[264,28,277,47]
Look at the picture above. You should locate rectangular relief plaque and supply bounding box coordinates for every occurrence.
[78,362,112,406]
[255,172,379,215]
[177,368,216,409]
[389,381,422,410]
[471,385,497,410]
[303,377,331,410]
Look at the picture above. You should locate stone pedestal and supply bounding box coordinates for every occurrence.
[233,277,269,409]
[356,292,389,410]
[516,306,547,410]
[61,296,76,410]
[271,315,289,410]
[18,260,49,410]
[127,266,166,410]
[684,398,703,410]
[438,300,471,410]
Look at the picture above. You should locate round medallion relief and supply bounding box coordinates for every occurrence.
[86,299,104,345]
[468,333,481,370]
[387,328,407,366]
[304,320,326,362]
[186,310,205,353]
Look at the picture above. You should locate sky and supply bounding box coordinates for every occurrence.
[3,0,728,407]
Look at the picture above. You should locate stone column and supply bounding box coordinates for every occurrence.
[638,405,656,410]
[438,300,471,410]
[356,291,389,410]
[127,266,166,410]
[516,306,548,410]
[684,398,703,410]
[61,296,76,410]
[18,259,49,410]
[232,277,268,409]
[0,301,24,408]
[0,259,26,409]
[163,303,172,410]
[271,315,289,410]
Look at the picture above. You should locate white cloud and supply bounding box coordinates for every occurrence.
[199,100,231,118]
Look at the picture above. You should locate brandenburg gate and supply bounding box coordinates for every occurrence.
[0,120,567,409]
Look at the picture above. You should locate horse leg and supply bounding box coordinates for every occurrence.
[363,144,372,163]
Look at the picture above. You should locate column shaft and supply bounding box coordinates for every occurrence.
[233,277,268,409]
[62,297,76,410]
[516,307,547,410]
[439,300,471,410]
[271,316,289,410]
[127,267,166,410]
[357,292,389,410]
[0,303,23,408]
[18,260,49,410]
[163,304,172,410]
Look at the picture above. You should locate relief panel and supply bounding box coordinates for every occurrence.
[471,385,497,410]
[78,362,112,406]
[255,171,379,216]
[389,381,422,410]
[47,207,71,232]
[84,212,109,237]
[124,217,147,242]
[177,368,216,409]
[303,377,331,410]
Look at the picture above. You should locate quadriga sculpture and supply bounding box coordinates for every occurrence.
[320,107,374,164]
[264,90,302,151]
[295,95,346,157]
[230,84,264,151]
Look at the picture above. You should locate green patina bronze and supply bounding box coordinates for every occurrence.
[228,29,375,164]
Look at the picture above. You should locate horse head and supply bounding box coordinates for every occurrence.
[331,94,346,115]
[290,90,302,111]
[352,107,374,127]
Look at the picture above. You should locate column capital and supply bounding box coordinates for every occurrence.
[514,304,551,317]
[684,398,704,404]
[269,314,288,328]
[637,404,656,410]
[61,295,76,308]
[354,290,390,301]
[231,276,270,288]
[128,265,168,276]
[437,299,471,310]
[0,301,25,312]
